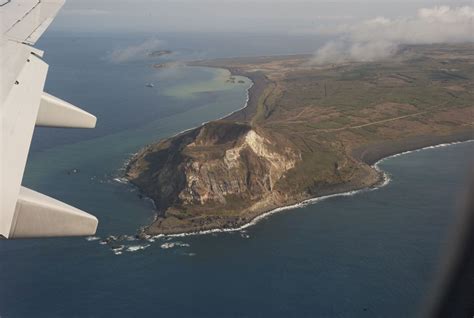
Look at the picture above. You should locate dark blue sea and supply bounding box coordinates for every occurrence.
[0,32,472,318]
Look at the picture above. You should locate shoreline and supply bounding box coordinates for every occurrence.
[142,139,473,238]
[140,64,265,143]
[188,59,272,123]
[352,131,474,165]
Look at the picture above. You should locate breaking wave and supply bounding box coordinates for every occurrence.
[160,241,191,249]
[126,244,151,252]
[85,236,101,241]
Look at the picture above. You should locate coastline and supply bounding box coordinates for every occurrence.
[143,64,266,142]
[352,131,474,165]
[141,139,473,238]
[188,60,272,123]
[130,56,473,238]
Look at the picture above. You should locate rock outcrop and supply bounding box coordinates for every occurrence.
[125,121,301,233]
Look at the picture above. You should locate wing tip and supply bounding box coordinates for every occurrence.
[7,187,99,239]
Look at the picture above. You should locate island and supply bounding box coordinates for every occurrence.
[148,50,173,57]
[126,44,474,235]
[153,63,170,69]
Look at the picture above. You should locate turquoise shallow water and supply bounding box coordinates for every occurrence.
[25,64,251,234]
[0,33,473,318]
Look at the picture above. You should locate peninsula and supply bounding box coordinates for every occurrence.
[126,44,474,235]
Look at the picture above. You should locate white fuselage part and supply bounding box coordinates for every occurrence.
[0,0,98,239]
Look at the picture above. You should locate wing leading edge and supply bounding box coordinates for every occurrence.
[1,0,98,239]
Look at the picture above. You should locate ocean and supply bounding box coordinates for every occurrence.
[0,32,472,318]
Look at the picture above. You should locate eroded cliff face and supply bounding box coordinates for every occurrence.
[125,121,301,221]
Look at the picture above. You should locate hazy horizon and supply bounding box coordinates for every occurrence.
[53,0,473,34]
[47,1,474,66]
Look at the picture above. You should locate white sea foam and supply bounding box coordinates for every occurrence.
[151,234,165,240]
[113,177,129,185]
[160,242,175,249]
[117,153,137,172]
[126,244,151,252]
[85,236,101,241]
[160,241,190,249]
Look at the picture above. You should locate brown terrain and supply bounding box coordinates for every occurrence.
[126,44,474,235]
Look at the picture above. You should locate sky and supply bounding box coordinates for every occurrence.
[312,4,474,63]
[53,0,474,34]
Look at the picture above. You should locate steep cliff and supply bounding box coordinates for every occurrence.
[126,121,302,234]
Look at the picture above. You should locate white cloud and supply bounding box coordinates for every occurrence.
[312,5,474,64]
[106,39,163,63]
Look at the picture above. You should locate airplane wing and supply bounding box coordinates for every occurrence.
[1,0,98,239]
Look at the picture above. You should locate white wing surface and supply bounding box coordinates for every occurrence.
[1,0,98,239]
